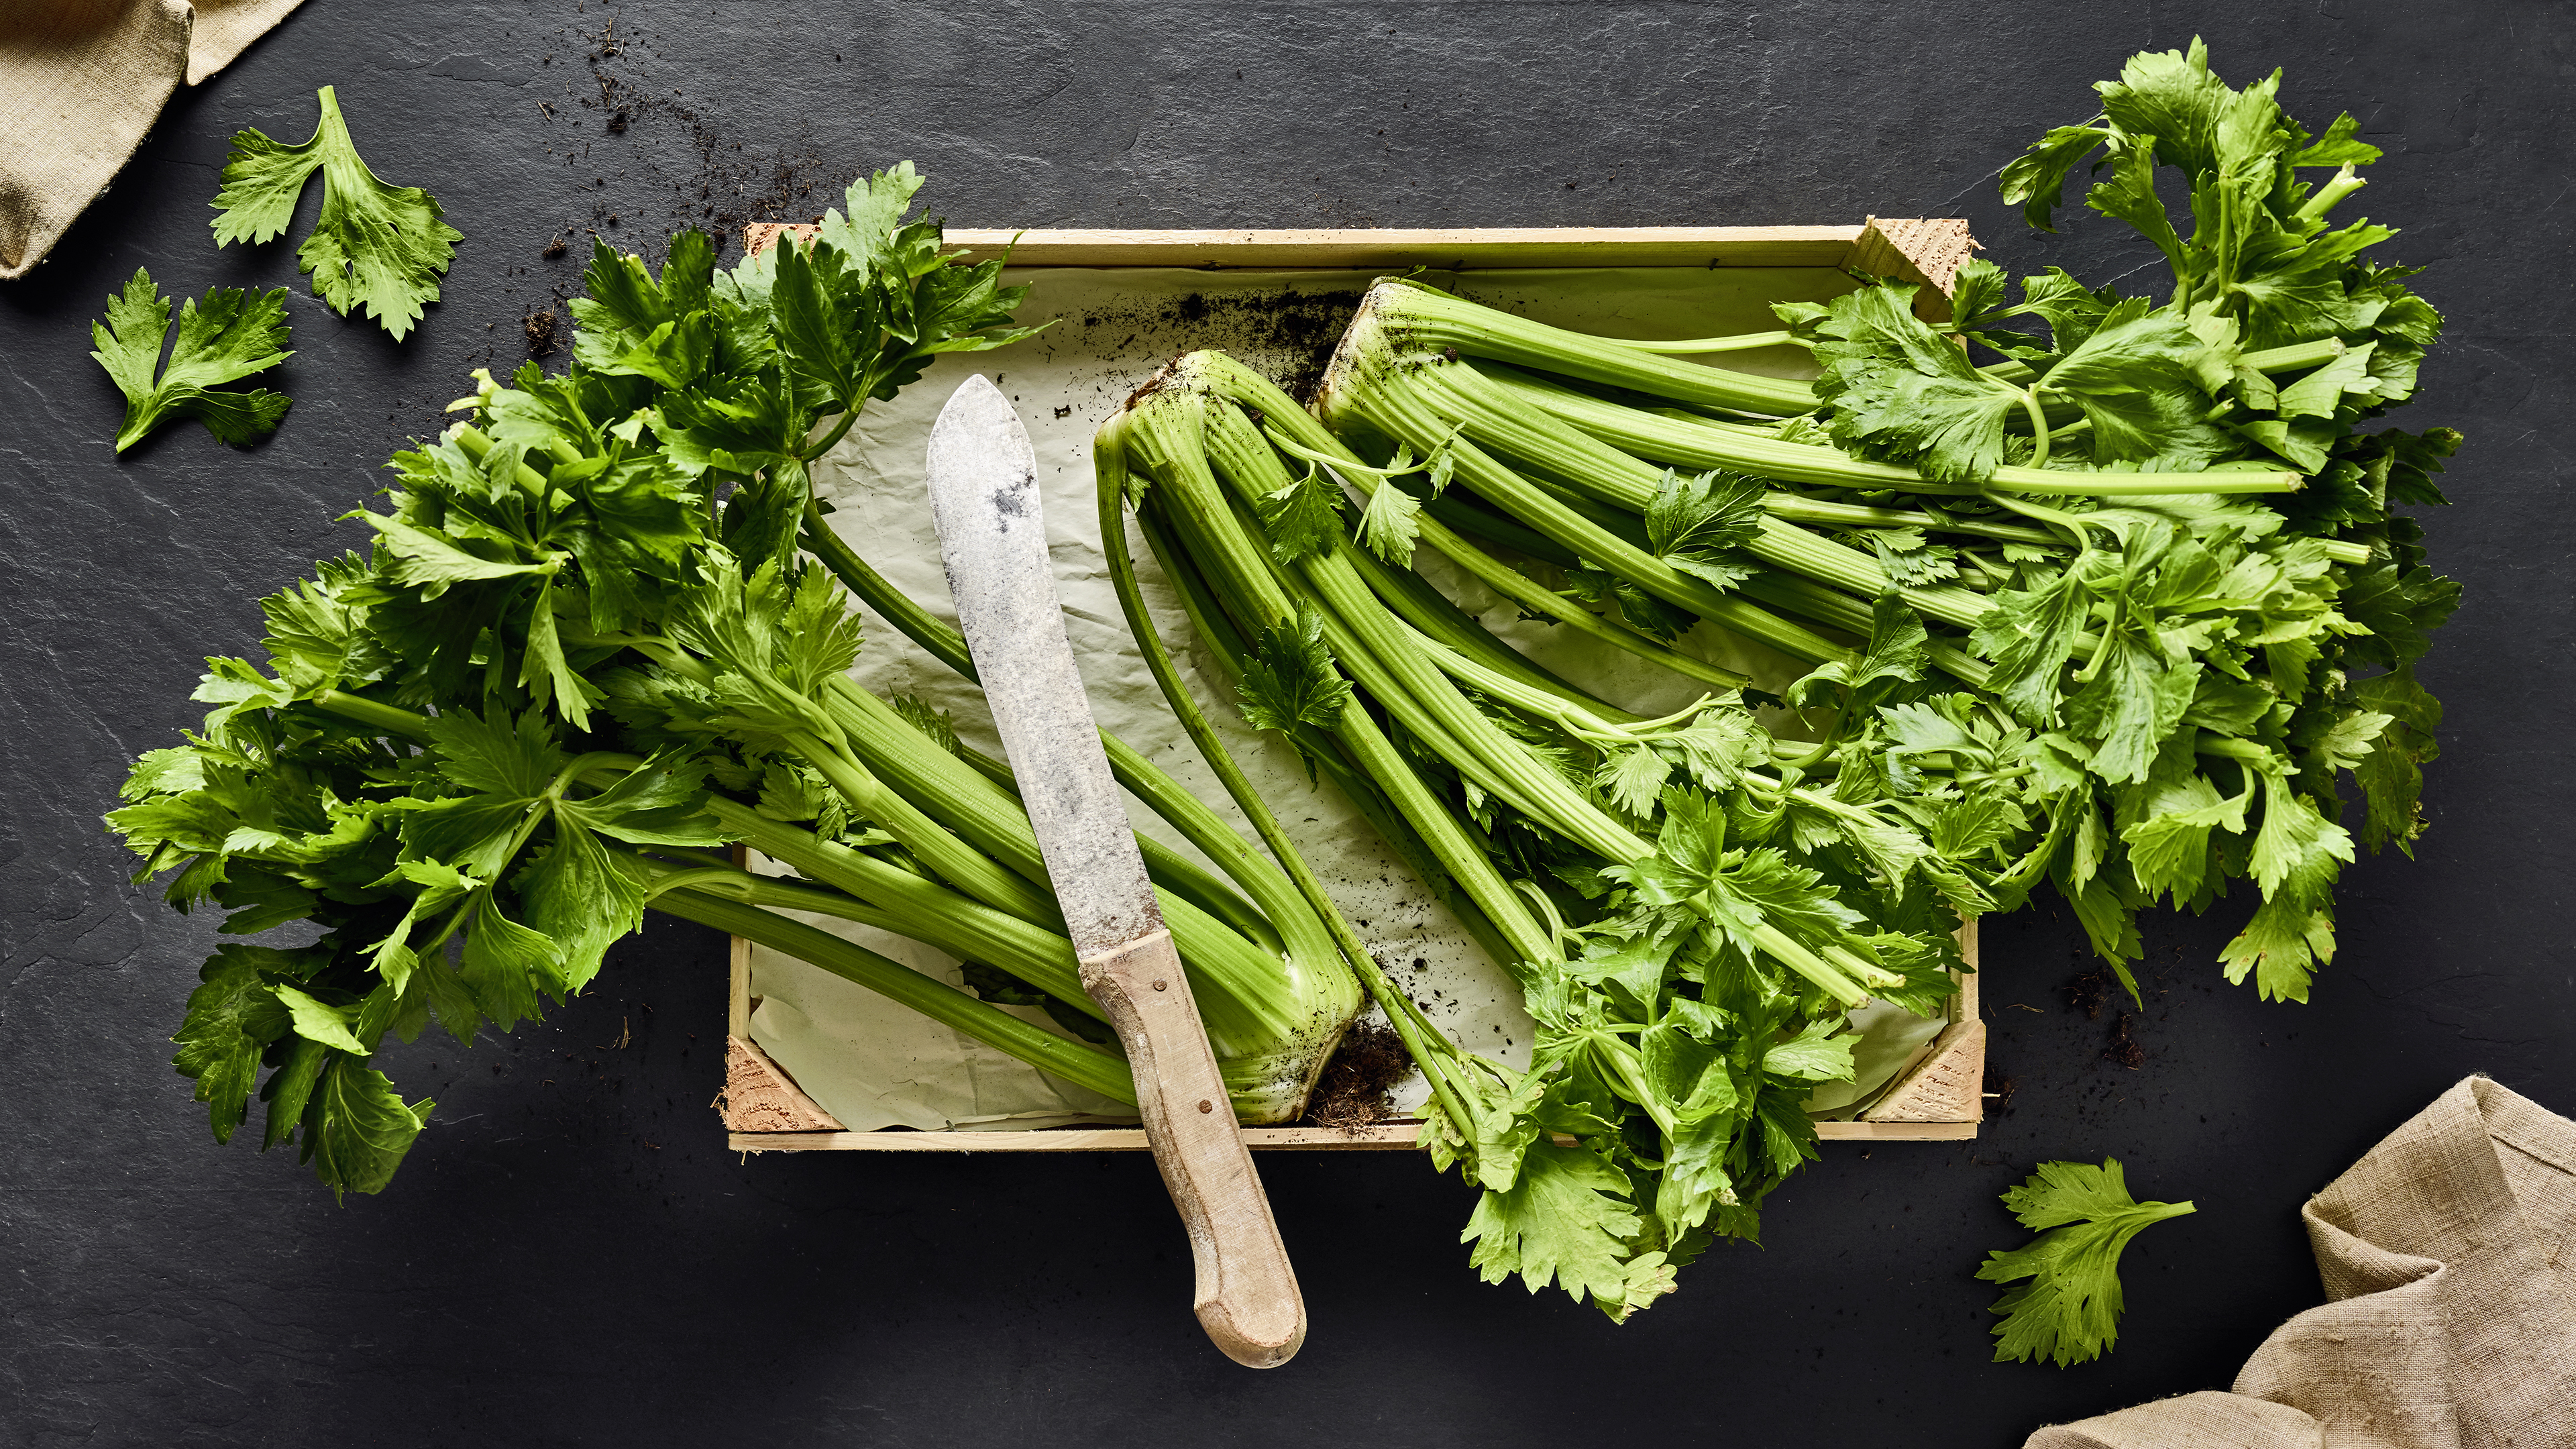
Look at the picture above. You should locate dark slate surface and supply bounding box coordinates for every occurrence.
[3,3,2567,1442]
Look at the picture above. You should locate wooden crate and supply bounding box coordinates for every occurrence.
[720,221,1990,1154]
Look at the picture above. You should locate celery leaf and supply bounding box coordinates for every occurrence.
[1238,604,1354,747]
[171,945,311,1144]
[1254,462,1346,566]
[1979,1158,2194,1367]
[300,1057,434,1201]
[211,86,461,340]
[1462,1140,1674,1322]
[89,268,293,452]
[1646,468,1765,590]
[1356,479,1424,564]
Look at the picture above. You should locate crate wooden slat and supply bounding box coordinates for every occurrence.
[724,221,1988,1153]
[743,219,1973,282]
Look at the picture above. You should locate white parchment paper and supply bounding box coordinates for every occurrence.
[746,266,1950,1130]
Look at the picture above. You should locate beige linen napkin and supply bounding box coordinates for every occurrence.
[0,0,304,278]
[2029,1076,2576,1449]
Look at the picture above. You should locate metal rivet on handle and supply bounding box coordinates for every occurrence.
[1197,1099,1212,1114]
[1152,979,1167,991]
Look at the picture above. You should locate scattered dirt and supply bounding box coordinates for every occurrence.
[2065,968,2113,1020]
[523,307,560,357]
[2104,1014,2146,1070]
[1302,1018,1411,1132]
[562,13,829,259]
[1066,290,1365,405]
[541,235,568,260]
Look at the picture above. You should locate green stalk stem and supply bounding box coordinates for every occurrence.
[1185,401,1652,863]
[702,797,1101,1018]
[1108,393,1558,969]
[1460,360,2300,496]
[1760,496,2066,547]
[1614,329,1799,354]
[1128,504,1493,950]
[801,507,1328,957]
[1412,361,2041,630]
[815,678,1282,956]
[1391,490,1754,690]
[655,887,1138,1104]
[1260,425,1755,693]
[1096,427,1495,1133]
[1344,278,1821,417]
[1339,372,1858,664]
[778,727,1066,929]
[1435,370,2365,564]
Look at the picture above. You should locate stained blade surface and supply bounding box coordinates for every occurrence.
[922,373,1163,955]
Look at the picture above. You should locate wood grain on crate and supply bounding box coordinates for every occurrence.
[725,221,1988,1151]
[720,1036,845,1132]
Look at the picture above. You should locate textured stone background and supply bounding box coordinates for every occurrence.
[2,2,2568,1443]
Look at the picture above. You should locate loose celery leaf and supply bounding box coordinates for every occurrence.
[2292,112,2383,168]
[2083,138,2188,277]
[1565,563,1698,644]
[1254,463,1346,566]
[457,894,559,1029]
[1854,527,1961,586]
[1760,1018,1856,1081]
[1238,604,1354,743]
[2012,268,2123,356]
[1971,562,2095,727]
[2212,750,2353,1002]
[1597,743,1673,818]
[1646,468,1766,590]
[2039,303,2235,468]
[2341,559,2461,670]
[890,694,967,760]
[1785,590,1927,711]
[1979,1158,2195,1367]
[1356,480,1424,564]
[89,269,293,452]
[572,235,718,388]
[2119,773,2251,900]
[516,822,647,995]
[1948,257,2010,331]
[270,983,368,1054]
[211,86,462,340]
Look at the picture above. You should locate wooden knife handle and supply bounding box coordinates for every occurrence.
[1081,930,1306,1368]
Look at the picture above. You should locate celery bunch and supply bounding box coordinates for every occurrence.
[1104,355,1969,1320]
[109,168,1361,1197]
[1099,42,2458,1316]
[1306,42,2453,1005]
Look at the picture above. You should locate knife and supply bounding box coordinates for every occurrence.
[922,373,1306,1369]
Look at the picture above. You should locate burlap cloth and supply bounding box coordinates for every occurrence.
[2029,1076,2576,1449]
[1,0,305,278]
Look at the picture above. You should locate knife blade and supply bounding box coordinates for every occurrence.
[922,373,1305,1369]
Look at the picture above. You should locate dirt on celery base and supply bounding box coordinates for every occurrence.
[1301,1018,1411,1132]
